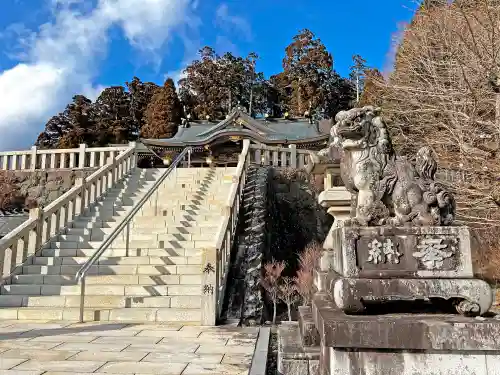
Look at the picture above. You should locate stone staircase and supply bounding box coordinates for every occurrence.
[0,167,235,323]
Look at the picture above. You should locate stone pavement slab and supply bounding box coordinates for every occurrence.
[0,321,267,375]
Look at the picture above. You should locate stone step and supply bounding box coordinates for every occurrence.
[141,204,227,213]
[56,231,214,242]
[1,284,201,296]
[45,239,214,249]
[132,213,222,221]
[12,274,202,285]
[30,255,201,266]
[21,264,201,275]
[130,221,219,229]
[70,220,115,229]
[56,232,213,242]
[40,248,202,257]
[129,226,218,235]
[0,307,201,322]
[0,295,201,308]
[78,207,224,221]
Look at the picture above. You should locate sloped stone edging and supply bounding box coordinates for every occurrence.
[249,327,271,375]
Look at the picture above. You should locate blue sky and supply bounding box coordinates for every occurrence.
[0,0,417,150]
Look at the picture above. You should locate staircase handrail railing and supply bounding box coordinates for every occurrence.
[200,139,250,325]
[0,143,138,285]
[75,147,192,322]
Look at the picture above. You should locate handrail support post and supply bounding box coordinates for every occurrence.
[79,277,86,323]
[125,222,130,257]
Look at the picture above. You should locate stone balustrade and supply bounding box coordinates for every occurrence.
[0,144,131,171]
[249,144,310,168]
[200,139,251,326]
[0,143,137,283]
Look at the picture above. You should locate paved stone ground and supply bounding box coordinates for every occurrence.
[0,320,262,374]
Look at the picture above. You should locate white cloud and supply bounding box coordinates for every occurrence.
[0,0,197,150]
[215,3,252,41]
[383,22,408,76]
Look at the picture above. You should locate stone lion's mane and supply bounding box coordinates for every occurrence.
[337,106,395,182]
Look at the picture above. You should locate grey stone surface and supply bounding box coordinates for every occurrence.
[0,214,28,237]
[328,348,500,375]
[332,277,493,316]
[249,327,270,375]
[278,323,320,375]
[298,306,320,347]
[328,226,474,279]
[0,322,258,375]
[312,294,500,351]
[223,165,271,323]
[2,169,94,211]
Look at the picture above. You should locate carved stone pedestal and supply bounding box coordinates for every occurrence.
[323,225,493,317]
[312,294,500,375]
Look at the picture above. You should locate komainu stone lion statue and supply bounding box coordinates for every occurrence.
[328,106,455,226]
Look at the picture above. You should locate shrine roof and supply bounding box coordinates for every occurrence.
[140,108,329,147]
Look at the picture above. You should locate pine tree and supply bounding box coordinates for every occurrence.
[142,78,183,139]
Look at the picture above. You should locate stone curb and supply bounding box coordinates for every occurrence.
[249,326,271,375]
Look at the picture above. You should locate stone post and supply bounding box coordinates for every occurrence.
[75,177,86,216]
[27,208,43,257]
[200,247,218,326]
[30,146,37,171]
[289,144,297,168]
[128,141,137,170]
[78,144,87,169]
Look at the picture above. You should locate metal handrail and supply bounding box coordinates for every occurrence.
[75,147,192,322]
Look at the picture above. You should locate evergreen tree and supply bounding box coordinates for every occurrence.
[142,78,183,139]
[273,29,354,118]
[126,77,159,136]
[349,55,368,104]
[178,47,264,119]
[359,68,385,106]
[93,86,134,145]
[36,95,95,148]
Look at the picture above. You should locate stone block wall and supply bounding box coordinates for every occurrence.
[268,167,332,270]
[1,169,95,210]
[222,165,273,324]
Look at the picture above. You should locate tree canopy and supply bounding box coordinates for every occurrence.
[36,28,355,147]
[142,78,183,139]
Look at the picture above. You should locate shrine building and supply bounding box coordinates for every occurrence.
[138,107,330,167]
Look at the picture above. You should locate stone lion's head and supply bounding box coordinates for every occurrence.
[332,106,393,156]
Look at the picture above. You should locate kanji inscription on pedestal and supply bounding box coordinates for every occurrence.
[367,238,403,265]
[413,237,456,270]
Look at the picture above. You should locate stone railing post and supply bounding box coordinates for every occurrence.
[128,141,137,169]
[289,144,297,168]
[78,144,87,169]
[30,146,38,171]
[75,177,86,216]
[27,208,43,256]
[107,156,115,189]
[201,247,218,326]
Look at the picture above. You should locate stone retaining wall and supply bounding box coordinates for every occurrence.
[1,169,95,210]
[222,165,272,324]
